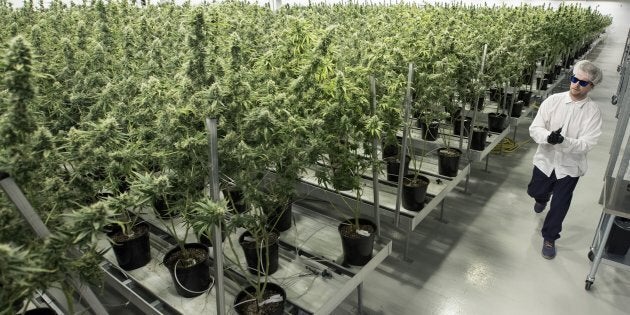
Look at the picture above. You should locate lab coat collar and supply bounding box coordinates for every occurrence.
[563,91,590,108]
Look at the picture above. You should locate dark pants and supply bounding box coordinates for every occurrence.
[527,166,580,241]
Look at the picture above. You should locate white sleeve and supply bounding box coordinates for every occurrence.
[529,97,553,144]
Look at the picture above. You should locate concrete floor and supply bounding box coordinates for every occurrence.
[334,2,630,315]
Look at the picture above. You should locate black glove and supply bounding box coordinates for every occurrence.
[547,127,564,145]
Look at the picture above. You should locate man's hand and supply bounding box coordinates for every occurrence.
[547,127,564,145]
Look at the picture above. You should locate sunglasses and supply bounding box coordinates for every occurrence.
[569,75,592,87]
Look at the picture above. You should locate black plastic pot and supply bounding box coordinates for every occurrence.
[476,96,485,110]
[382,143,399,159]
[500,93,514,110]
[223,188,248,213]
[109,222,151,271]
[471,127,489,151]
[234,282,286,315]
[437,148,462,177]
[510,100,525,118]
[239,231,279,275]
[267,204,292,232]
[488,113,508,132]
[9,296,24,314]
[545,72,555,84]
[453,116,472,137]
[540,78,549,90]
[24,308,57,315]
[385,155,410,182]
[489,87,503,103]
[338,218,377,266]
[522,67,533,85]
[163,243,212,298]
[545,71,554,83]
[419,120,439,141]
[606,217,630,256]
[153,196,180,219]
[402,174,430,211]
[518,90,532,107]
[198,225,227,248]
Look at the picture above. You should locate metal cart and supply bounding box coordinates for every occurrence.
[585,28,630,291]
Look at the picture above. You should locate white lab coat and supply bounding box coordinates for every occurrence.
[529,91,602,179]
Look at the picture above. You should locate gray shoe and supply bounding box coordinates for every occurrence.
[542,240,556,259]
[534,202,547,213]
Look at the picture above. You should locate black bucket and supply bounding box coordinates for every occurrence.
[382,143,398,159]
[540,78,549,90]
[163,243,212,298]
[419,121,440,141]
[385,155,410,182]
[488,113,507,132]
[518,90,532,107]
[239,231,279,275]
[476,96,485,110]
[109,222,151,271]
[453,116,472,137]
[402,175,429,211]
[338,218,376,266]
[25,309,57,315]
[223,188,248,213]
[234,282,286,315]
[267,204,292,232]
[471,127,489,151]
[489,87,503,103]
[437,148,462,177]
[510,100,525,118]
[153,196,180,219]
[606,217,630,256]
[501,93,514,110]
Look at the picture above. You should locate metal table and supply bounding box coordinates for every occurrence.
[298,152,470,261]
[99,204,391,314]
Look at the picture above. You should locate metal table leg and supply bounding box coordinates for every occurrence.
[585,213,615,290]
[438,200,448,223]
[484,154,490,172]
[357,283,363,315]
[512,122,518,141]
[464,171,470,194]
[404,228,412,262]
[588,212,607,256]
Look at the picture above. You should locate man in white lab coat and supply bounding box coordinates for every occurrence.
[527,60,603,260]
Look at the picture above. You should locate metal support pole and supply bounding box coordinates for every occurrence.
[589,212,608,252]
[404,228,412,262]
[370,76,381,237]
[357,283,363,315]
[464,172,470,194]
[394,63,414,228]
[484,154,490,172]
[0,173,109,315]
[512,123,518,141]
[205,118,225,315]
[438,200,447,223]
[586,214,615,284]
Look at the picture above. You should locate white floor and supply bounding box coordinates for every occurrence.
[335,3,630,315]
